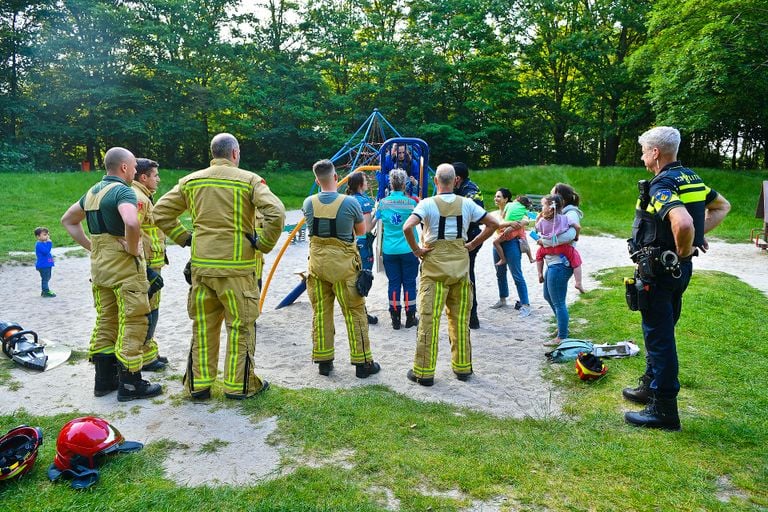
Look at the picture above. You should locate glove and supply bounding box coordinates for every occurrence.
[355,269,374,297]
[147,268,164,298]
[245,232,259,250]
[183,260,192,285]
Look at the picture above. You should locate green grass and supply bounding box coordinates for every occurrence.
[1,270,766,511]
[2,166,765,260]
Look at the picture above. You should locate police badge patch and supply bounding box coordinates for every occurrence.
[654,189,672,204]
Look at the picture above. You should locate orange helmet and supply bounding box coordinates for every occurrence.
[0,425,43,481]
[575,352,607,381]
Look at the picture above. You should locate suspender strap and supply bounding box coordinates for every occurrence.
[434,196,464,240]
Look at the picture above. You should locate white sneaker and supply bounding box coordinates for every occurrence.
[519,305,531,317]
[490,299,508,309]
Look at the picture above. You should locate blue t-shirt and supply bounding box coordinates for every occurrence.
[376,191,418,255]
[352,192,374,240]
[35,240,54,269]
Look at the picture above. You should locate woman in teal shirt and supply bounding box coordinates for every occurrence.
[376,169,420,330]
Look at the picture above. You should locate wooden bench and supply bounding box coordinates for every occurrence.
[524,194,545,212]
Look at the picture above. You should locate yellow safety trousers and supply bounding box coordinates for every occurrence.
[85,183,150,372]
[411,196,473,378]
[307,233,372,364]
[183,274,265,397]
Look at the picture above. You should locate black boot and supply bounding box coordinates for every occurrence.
[622,374,652,404]
[405,309,418,328]
[117,367,163,402]
[625,395,681,431]
[93,354,119,397]
[355,361,381,378]
[390,309,401,330]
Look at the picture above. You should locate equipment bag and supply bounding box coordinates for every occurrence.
[545,339,594,363]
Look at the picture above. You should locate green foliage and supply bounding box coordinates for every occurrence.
[637,0,768,168]
[2,0,765,172]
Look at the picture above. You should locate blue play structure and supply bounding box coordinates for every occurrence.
[270,110,434,310]
[306,108,434,198]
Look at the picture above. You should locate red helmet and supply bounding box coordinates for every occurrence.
[0,425,43,481]
[53,417,127,471]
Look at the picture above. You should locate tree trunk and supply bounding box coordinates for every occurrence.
[731,128,738,169]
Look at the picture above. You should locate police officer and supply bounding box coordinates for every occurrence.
[624,126,730,430]
[452,162,484,329]
[132,157,168,372]
[402,164,499,386]
[153,133,286,400]
[303,159,381,378]
[61,147,162,402]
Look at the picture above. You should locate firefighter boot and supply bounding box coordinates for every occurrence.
[390,308,401,330]
[117,367,163,402]
[624,395,681,431]
[93,354,119,397]
[622,374,652,404]
[405,309,418,328]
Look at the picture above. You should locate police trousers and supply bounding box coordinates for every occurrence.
[184,274,265,398]
[641,261,692,398]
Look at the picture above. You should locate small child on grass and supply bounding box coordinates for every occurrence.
[534,195,585,293]
[34,226,56,297]
[494,195,535,266]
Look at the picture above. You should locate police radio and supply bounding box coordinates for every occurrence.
[637,180,650,210]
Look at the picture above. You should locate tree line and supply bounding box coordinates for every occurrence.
[1,0,766,172]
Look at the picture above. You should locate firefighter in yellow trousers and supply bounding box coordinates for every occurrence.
[154,133,285,400]
[61,147,163,402]
[132,158,168,371]
[402,164,498,386]
[302,160,381,378]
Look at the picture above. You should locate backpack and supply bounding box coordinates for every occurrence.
[545,339,594,363]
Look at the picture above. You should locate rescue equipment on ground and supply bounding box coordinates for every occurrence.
[0,321,48,371]
[0,425,43,481]
[575,352,608,381]
[47,417,143,489]
[545,339,594,363]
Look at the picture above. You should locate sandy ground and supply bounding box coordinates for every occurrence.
[1,209,766,487]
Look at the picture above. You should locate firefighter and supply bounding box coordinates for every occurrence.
[61,147,162,401]
[302,159,381,378]
[153,133,285,400]
[132,157,168,371]
[402,164,498,386]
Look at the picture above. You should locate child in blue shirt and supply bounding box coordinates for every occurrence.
[34,226,56,297]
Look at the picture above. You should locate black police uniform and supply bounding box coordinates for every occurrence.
[629,162,718,405]
[455,178,484,327]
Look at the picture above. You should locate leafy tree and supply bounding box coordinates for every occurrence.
[637,0,768,168]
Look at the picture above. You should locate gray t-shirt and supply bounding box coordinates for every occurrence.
[302,192,363,243]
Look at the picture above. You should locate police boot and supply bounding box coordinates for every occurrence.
[93,354,119,397]
[622,374,652,404]
[405,309,418,328]
[624,394,681,431]
[390,309,401,330]
[117,367,163,402]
